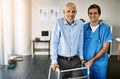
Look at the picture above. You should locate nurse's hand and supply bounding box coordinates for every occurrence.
[85,60,94,68]
[50,64,59,71]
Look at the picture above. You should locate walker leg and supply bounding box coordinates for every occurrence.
[56,68,61,79]
[48,67,51,79]
[87,68,90,79]
[57,72,60,79]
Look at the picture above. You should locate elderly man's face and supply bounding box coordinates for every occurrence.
[63,5,77,24]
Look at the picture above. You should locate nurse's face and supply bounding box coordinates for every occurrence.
[88,8,100,23]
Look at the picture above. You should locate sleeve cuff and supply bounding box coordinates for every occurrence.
[51,59,58,64]
[80,55,83,60]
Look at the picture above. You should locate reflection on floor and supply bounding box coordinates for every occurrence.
[0,55,120,79]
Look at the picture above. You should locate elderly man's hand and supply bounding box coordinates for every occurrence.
[50,64,59,71]
[81,59,86,64]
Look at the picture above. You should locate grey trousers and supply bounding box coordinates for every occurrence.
[57,56,82,79]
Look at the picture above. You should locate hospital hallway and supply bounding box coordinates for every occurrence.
[0,55,120,79]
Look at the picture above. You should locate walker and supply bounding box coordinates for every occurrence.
[48,65,90,79]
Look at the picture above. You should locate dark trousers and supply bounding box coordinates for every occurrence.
[57,56,82,79]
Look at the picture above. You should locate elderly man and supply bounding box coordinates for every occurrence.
[50,2,84,79]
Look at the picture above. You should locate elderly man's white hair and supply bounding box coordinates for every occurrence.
[63,2,77,11]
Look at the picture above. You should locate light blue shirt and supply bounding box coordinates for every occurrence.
[50,18,83,64]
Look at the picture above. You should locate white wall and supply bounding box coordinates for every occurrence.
[31,0,120,55]
[31,0,58,39]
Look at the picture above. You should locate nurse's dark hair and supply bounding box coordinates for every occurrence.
[88,4,101,15]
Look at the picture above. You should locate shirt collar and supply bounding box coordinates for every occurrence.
[63,18,76,26]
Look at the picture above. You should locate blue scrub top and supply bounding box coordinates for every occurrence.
[83,22,113,69]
